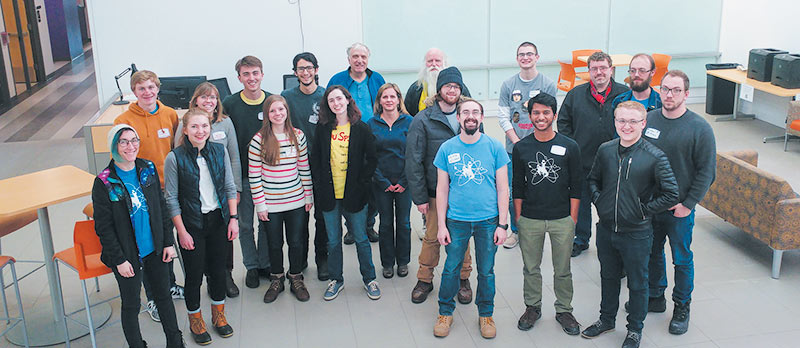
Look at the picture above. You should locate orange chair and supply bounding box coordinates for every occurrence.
[54,220,116,348]
[0,256,29,347]
[557,60,589,92]
[651,53,672,87]
[785,101,800,151]
[572,49,601,81]
[82,203,94,220]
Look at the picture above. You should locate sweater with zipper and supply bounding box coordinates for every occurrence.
[113,101,179,187]
[367,114,413,189]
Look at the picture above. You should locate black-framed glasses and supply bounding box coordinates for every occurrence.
[118,138,140,147]
[294,66,315,72]
[660,86,684,95]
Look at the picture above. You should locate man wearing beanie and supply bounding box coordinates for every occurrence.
[406,66,474,305]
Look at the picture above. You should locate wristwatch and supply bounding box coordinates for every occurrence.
[497,223,509,230]
[229,214,239,220]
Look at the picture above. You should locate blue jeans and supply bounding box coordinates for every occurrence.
[322,201,376,285]
[649,210,695,305]
[573,172,593,247]
[374,184,412,268]
[239,188,270,270]
[345,190,377,232]
[596,223,652,333]
[506,152,518,233]
[438,216,499,317]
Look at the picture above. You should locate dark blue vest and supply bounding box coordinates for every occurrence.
[173,139,229,231]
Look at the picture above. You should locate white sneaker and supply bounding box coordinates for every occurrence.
[146,300,160,322]
[503,232,519,249]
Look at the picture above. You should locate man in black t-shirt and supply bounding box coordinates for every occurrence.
[512,93,583,335]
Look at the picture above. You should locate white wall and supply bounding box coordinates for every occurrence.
[86,0,362,106]
[719,0,800,64]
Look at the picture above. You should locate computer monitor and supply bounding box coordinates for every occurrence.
[158,76,207,109]
[208,77,232,100]
[283,74,319,91]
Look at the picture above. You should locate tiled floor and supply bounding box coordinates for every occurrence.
[1,101,799,347]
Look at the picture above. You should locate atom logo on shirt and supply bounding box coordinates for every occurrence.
[454,153,488,186]
[528,152,560,185]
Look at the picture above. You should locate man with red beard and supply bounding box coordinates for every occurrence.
[609,54,662,138]
[405,48,471,116]
[406,67,474,305]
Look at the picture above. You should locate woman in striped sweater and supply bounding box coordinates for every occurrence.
[249,95,313,303]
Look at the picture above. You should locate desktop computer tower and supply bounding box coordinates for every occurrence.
[771,54,800,89]
[748,48,788,82]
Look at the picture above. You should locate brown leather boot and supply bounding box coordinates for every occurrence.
[188,311,211,345]
[287,273,310,302]
[458,279,473,304]
[211,303,234,338]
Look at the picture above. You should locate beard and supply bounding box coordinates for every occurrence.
[630,77,652,92]
[463,119,479,135]
[424,67,439,94]
[300,77,315,87]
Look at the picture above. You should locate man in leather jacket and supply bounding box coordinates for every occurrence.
[580,101,678,348]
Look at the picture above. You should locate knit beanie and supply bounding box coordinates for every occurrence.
[108,123,139,161]
[436,66,464,93]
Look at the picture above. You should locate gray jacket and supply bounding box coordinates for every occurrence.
[405,102,460,205]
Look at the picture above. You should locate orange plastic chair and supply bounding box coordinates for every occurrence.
[572,49,601,81]
[0,256,29,347]
[82,203,94,220]
[54,220,116,348]
[651,53,672,87]
[557,60,589,92]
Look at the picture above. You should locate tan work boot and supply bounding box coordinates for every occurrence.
[479,316,496,339]
[433,315,453,337]
[188,311,212,345]
[211,303,234,338]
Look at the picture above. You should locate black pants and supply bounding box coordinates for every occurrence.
[303,185,328,266]
[180,209,229,311]
[261,206,306,274]
[113,252,182,348]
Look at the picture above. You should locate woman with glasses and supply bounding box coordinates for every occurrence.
[367,83,413,279]
[92,124,185,348]
[174,82,242,297]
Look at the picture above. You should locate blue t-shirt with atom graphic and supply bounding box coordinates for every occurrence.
[434,134,509,221]
[115,164,155,258]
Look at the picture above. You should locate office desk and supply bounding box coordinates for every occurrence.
[706,69,800,142]
[0,166,111,346]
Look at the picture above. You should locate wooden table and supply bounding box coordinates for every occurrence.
[0,165,110,346]
[706,69,800,142]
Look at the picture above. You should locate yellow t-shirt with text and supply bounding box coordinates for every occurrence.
[330,123,351,199]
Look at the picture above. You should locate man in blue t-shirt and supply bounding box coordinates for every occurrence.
[431,99,509,340]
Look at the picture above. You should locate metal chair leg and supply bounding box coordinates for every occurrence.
[81,280,97,348]
[785,133,790,151]
[10,262,30,348]
[55,261,71,348]
[95,277,100,293]
[0,267,9,325]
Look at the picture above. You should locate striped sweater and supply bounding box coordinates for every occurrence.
[248,129,313,213]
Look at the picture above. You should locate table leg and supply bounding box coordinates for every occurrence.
[37,207,64,322]
[716,83,755,122]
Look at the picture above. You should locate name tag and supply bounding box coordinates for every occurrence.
[645,128,660,139]
[257,112,264,121]
[212,131,226,141]
[447,153,461,164]
[550,145,566,156]
[529,89,541,98]
[309,114,319,124]
[157,128,170,138]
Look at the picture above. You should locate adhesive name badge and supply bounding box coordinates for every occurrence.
[529,89,541,98]
[550,145,566,156]
[645,127,661,139]
[257,112,264,121]
[309,114,319,124]
[447,153,461,164]
[212,131,226,141]
[157,128,170,138]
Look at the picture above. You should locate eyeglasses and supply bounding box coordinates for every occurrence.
[614,119,644,126]
[295,66,315,72]
[628,68,652,75]
[118,138,140,147]
[443,83,461,91]
[459,110,482,117]
[660,86,684,95]
[198,95,217,101]
[517,52,537,58]
[589,66,611,72]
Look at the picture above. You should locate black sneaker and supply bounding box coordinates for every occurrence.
[225,271,239,298]
[245,269,260,289]
[669,301,690,335]
[343,232,355,245]
[624,294,667,313]
[517,306,541,331]
[571,243,588,257]
[397,264,409,277]
[580,319,614,338]
[622,330,641,348]
[555,312,581,336]
[317,260,329,281]
[382,267,394,279]
[367,228,379,243]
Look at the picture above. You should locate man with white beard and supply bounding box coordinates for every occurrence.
[405,48,471,116]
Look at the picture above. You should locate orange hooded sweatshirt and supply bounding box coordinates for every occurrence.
[114,100,178,187]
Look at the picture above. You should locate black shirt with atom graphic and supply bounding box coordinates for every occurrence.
[511,132,583,220]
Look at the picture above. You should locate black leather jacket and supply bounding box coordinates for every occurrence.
[588,138,679,233]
